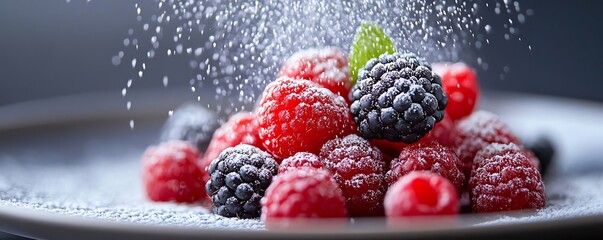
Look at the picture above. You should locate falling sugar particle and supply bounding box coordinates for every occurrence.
[163,76,169,87]
[126,101,131,110]
[114,0,532,118]
[129,120,134,129]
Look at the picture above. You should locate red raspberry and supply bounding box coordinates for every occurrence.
[433,62,480,122]
[142,140,206,203]
[452,110,521,179]
[422,112,456,147]
[257,77,356,159]
[279,47,352,102]
[261,169,348,227]
[469,143,546,213]
[319,134,386,217]
[385,141,465,192]
[384,171,460,217]
[201,111,264,175]
[278,152,324,174]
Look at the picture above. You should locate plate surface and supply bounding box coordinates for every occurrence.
[1,90,603,240]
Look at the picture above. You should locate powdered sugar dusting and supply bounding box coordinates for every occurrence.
[0,150,263,230]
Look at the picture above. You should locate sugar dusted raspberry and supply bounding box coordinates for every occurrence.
[385,141,465,192]
[469,143,546,213]
[142,140,206,203]
[201,111,264,175]
[320,134,386,217]
[384,171,460,217]
[257,77,356,159]
[279,47,352,102]
[421,112,456,147]
[278,152,324,174]
[452,110,521,179]
[433,62,480,122]
[261,169,348,226]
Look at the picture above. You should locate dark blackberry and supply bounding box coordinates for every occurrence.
[159,102,220,152]
[524,135,556,176]
[205,144,278,218]
[350,52,447,143]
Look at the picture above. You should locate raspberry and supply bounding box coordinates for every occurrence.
[384,171,460,217]
[142,140,206,203]
[279,47,352,101]
[201,111,265,178]
[433,62,480,122]
[159,102,220,153]
[421,112,456,147]
[205,144,278,218]
[257,77,356,159]
[452,110,521,179]
[319,134,386,217]
[261,169,348,225]
[278,152,324,174]
[385,141,465,192]
[469,143,546,213]
[350,52,448,143]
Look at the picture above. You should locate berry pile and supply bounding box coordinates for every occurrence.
[140,22,548,225]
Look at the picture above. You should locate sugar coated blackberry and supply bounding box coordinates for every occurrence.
[159,102,220,153]
[205,144,278,218]
[350,52,448,143]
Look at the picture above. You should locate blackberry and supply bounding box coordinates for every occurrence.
[205,144,278,218]
[350,52,448,143]
[524,135,556,176]
[159,102,220,152]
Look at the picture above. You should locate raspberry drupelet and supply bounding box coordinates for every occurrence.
[278,152,324,174]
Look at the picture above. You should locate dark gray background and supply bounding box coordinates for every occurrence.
[0,0,602,107]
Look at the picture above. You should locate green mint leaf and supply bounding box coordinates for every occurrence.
[349,22,397,85]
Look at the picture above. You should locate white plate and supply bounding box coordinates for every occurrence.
[1,89,603,239]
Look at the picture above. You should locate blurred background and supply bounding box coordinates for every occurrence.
[1,0,602,107]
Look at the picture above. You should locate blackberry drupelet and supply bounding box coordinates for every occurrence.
[159,102,220,152]
[205,144,278,218]
[350,52,448,143]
